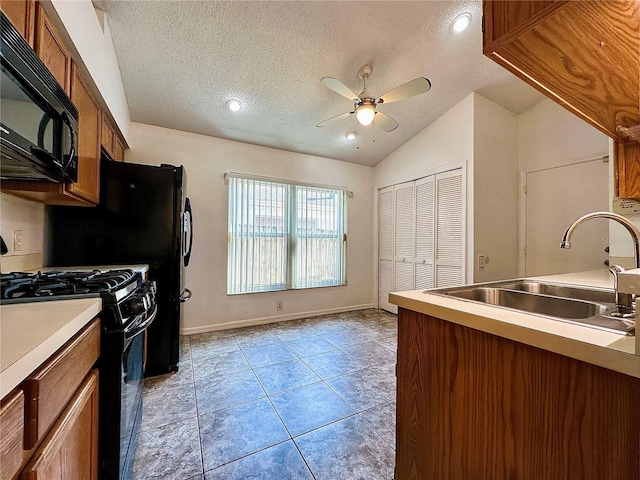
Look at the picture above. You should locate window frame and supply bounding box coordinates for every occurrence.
[226,174,348,295]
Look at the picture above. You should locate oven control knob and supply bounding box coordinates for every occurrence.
[130,295,149,315]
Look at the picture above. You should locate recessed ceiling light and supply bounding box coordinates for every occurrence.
[345,131,357,140]
[226,99,242,112]
[451,13,471,33]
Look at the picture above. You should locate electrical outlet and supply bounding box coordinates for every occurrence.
[13,230,23,252]
[276,300,283,312]
[478,254,485,271]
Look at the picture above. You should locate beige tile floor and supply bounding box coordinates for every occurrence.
[131,308,397,480]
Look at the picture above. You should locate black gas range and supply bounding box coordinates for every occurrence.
[0,268,157,480]
[1,269,139,304]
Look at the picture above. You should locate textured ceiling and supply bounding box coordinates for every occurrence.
[93,0,545,167]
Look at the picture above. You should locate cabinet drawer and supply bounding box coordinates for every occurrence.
[0,389,25,480]
[22,319,100,450]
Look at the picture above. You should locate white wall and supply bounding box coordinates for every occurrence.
[373,92,520,288]
[473,93,519,282]
[373,94,474,293]
[519,99,609,171]
[0,194,45,272]
[48,0,131,141]
[517,99,612,273]
[126,123,374,333]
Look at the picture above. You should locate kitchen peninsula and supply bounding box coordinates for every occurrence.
[391,270,640,480]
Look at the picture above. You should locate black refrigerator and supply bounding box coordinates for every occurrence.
[47,158,193,376]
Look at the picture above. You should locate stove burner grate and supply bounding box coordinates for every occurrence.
[0,269,138,301]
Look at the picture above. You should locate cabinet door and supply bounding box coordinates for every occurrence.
[68,64,101,204]
[435,170,464,287]
[414,176,435,290]
[1,389,25,480]
[378,186,395,312]
[0,0,35,46]
[101,117,115,158]
[114,138,125,162]
[394,182,415,294]
[21,370,99,480]
[34,4,70,93]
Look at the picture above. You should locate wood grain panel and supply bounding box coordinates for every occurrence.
[0,389,25,480]
[101,117,114,157]
[114,137,125,162]
[396,308,640,480]
[0,0,35,46]
[34,4,70,93]
[20,370,99,480]
[22,319,100,450]
[501,1,638,138]
[68,64,101,204]
[483,0,560,47]
[615,140,640,198]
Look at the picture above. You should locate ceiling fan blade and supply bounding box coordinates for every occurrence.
[374,111,399,132]
[316,111,354,127]
[321,77,360,101]
[378,77,431,104]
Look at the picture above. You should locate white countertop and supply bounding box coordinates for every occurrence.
[0,298,102,398]
[390,270,640,379]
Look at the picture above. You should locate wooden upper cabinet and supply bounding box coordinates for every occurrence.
[114,137,125,162]
[0,0,35,46]
[34,3,71,94]
[101,116,115,158]
[68,64,101,205]
[483,0,640,198]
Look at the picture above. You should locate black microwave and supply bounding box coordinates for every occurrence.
[0,13,78,183]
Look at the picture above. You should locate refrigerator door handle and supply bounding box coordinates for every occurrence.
[179,288,192,303]
[183,197,193,267]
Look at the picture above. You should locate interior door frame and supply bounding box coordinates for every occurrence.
[517,154,610,277]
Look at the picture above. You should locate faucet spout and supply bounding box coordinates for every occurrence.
[560,211,640,269]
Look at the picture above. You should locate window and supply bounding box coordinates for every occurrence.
[227,175,346,294]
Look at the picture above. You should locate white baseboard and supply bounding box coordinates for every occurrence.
[180,303,375,335]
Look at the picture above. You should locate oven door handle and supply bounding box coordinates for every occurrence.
[124,305,158,342]
[179,288,192,303]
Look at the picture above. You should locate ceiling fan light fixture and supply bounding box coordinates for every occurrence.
[226,99,242,112]
[356,103,375,126]
[451,13,471,33]
[345,131,357,140]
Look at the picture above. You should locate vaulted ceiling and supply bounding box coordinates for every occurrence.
[94,0,544,166]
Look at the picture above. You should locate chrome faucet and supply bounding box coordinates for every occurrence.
[560,211,640,318]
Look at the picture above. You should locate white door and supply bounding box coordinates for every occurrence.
[415,176,435,290]
[435,169,464,287]
[378,186,395,312]
[524,158,609,276]
[394,182,415,303]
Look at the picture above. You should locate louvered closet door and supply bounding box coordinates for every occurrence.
[414,176,435,290]
[435,169,464,287]
[394,182,415,305]
[378,187,395,312]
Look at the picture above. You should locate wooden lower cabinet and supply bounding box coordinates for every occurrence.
[0,390,25,480]
[20,370,99,480]
[396,308,640,480]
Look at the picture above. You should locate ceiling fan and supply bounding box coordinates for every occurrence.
[316,65,431,132]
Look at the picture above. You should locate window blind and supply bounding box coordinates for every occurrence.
[228,176,346,294]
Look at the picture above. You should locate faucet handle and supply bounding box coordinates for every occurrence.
[609,264,625,275]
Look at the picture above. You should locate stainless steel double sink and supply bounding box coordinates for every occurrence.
[431,279,635,335]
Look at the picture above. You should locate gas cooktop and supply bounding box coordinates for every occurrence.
[0,269,139,304]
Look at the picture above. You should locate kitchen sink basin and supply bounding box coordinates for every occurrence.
[431,279,634,335]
